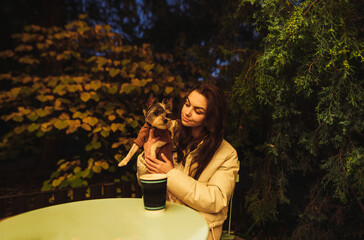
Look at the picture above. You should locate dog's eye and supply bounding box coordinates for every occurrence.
[153,110,159,116]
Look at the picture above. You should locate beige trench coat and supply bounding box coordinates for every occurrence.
[137,139,239,240]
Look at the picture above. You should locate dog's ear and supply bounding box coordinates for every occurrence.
[145,92,157,109]
[162,97,173,111]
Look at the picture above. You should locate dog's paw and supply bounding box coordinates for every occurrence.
[118,159,128,167]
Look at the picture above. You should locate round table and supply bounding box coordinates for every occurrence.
[0,198,208,240]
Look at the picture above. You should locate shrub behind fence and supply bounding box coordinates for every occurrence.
[0,181,142,219]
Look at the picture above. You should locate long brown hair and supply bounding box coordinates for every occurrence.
[175,83,227,179]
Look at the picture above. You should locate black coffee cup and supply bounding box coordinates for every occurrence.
[140,174,167,212]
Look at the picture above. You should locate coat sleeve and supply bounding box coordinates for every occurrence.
[166,147,239,214]
[136,152,148,184]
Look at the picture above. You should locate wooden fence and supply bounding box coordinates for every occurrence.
[0,181,142,219]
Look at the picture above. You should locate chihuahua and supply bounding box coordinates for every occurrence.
[118,93,178,167]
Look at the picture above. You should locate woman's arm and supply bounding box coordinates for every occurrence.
[167,147,239,214]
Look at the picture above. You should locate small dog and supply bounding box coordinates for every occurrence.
[118,93,178,167]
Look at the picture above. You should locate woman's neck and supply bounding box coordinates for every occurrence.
[191,126,207,140]
[191,126,203,139]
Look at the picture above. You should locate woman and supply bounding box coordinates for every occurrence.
[137,83,239,240]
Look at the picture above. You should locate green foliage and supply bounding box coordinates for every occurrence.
[0,15,194,190]
[231,0,363,238]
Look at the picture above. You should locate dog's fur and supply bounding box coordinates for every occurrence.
[118,93,178,167]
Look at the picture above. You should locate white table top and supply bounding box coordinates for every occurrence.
[0,198,208,240]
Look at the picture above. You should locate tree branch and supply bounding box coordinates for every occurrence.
[303,0,318,16]
[309,59,319,73]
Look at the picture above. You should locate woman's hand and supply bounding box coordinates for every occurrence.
[145,153,174,174]
[143,128,160,158]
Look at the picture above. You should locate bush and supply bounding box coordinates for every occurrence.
[0,15,193,190]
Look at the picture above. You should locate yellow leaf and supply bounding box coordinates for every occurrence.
[111,123,119,132]
[114,154,122,161]
[130,120,139,128]
[66,119,81,134]
[131,78,141,86]
[67,84,79,92]
[66,173,74,180]
[92,165,102,173]
[106,84,118,94]
[41,122,53,132]
[15,44,33,52]
[139,62,154,72]
[83,116,98,126]
[53,85,67,96]
[111,142,122,148]
[73,76,85,83]
[73,166,82,174]
[113,46,123,53]
[73,111,87,119]
[59,113,70,120]
[100,130,110,137]
[54,119,69,130]
[27,113,39,121]
[165,86,173,94]
[81,123,91,131]
[23,76,32,83]
[35,108,51,117]
[28,123,40,132]
[82,169,90,178]
[108,115,116,121]
[96,57,108,67]
[37,43,45,50]
[120,83,135,94]
[109,68,120,78]
[9,87,21,98]
[90,91,100,102]
[84,83,91,91]
[56,54,63,61]
[141,78,153,86]
[54,99,63,110]
[90,80,102,90]
[12,114,24,122]
[101,162,109,170]
[52,179,61,187]
[17,107,29,115]
[116,109,124,116]
[14,125,27,134]
[93,126,102,133]
[92,141,101,149]
[0,50,15,58]
[37,95,54,102]
[121,59,131,65]
[152,84,159,93]
[80,92,91,102]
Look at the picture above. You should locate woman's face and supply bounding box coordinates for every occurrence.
[181,90,207,137]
